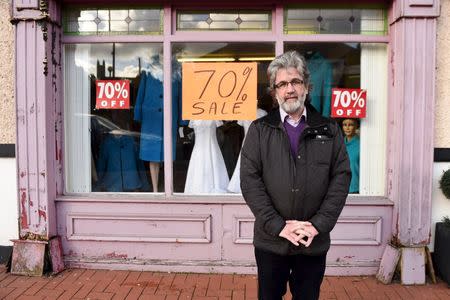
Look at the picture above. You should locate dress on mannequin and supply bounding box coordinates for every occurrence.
[134,68,184,192]
[134,71,181,162]
[345,135,360,193]
[228,108,268,193]
[184,120,229,194]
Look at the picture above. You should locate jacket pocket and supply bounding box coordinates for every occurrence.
[309,137,333,165]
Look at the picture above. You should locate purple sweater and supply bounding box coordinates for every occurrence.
[283,116,306,157]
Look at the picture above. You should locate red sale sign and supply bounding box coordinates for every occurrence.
[95,80,130,109]
[331,88,366,118]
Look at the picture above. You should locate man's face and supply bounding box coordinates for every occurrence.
[342,119,358,138]
[274,67,308,114]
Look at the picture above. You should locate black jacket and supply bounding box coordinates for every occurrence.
[240,103,351,256]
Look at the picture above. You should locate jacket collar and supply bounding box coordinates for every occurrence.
[264,101,328,128]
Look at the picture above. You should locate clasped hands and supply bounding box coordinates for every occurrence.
[279,220,318,247]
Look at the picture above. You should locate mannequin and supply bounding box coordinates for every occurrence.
[184,120,229,194]
[134,55,183,192]
[149,162,159,192]
[341,118,360,193]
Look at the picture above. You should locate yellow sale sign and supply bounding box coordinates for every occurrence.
[182,62,257,120]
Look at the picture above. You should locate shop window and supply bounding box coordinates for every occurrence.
[177,11,271,31]
[64,43,165,193]
[63,8,163,35]
[284,8,387,35]
[284,42,387,196]
[172,42,275,194]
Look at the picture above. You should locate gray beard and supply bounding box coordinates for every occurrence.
[277,94,306,114]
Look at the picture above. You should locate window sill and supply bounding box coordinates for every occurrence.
[56,194,393,206]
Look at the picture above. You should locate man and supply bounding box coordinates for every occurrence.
[240,51,351,300]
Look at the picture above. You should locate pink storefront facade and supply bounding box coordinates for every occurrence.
[11,0,440,282]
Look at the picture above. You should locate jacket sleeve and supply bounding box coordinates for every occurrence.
[309,124,351,233]
[240,122,286,237]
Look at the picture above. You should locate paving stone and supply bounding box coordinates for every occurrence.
[1,266,450,300]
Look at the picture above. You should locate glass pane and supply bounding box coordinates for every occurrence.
[110,10,128,20]
[129,9,160,20]
[110,21,128,32]
[209,21,238,30]
[172,42,275,194]
[284,43,387,195]
[97,10,110,21]
[64,43,164,193]
[63,7,162,35]
[285,8,387,35]
[97,21,110,32]
[177,11,271,31]
[129,20,160,33]
[78,10,97,21]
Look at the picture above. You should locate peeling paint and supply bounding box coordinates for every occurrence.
[20,171,26,178]
[105,252,128,259]
[38,209,47,221]
[21,232,48,241]
[20,192,29,229]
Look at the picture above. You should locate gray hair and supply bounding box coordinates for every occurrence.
[267,51,310,93]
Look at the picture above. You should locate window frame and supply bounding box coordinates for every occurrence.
[60,4,390,203]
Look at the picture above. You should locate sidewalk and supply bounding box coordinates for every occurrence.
[0,265,449,299]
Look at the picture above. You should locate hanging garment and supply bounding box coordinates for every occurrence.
[228,108,268,193]
[134,71,185,162]
[184,120,229,194]
[345,135,360,193]
[95,133,150,192]
[307,52,333,118]
[217,121,245,178]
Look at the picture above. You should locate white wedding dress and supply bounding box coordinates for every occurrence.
[184,120,229,194]
[227,108,268,193]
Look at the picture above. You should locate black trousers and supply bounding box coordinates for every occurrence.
[255,248,326,300]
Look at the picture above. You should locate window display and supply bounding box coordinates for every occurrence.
[62,3,388,197]
[284,42,387,196]
[64,43,165,193]
[172,42,275,194]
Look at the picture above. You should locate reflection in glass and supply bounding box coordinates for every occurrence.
[64,43,164,193]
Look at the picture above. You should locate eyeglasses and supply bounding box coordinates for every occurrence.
[274,78,305,90]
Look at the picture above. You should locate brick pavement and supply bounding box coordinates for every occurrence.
[0,265,449,299]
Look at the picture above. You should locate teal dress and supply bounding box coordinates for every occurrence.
[307,52,333,118]
[345,135,360,193]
